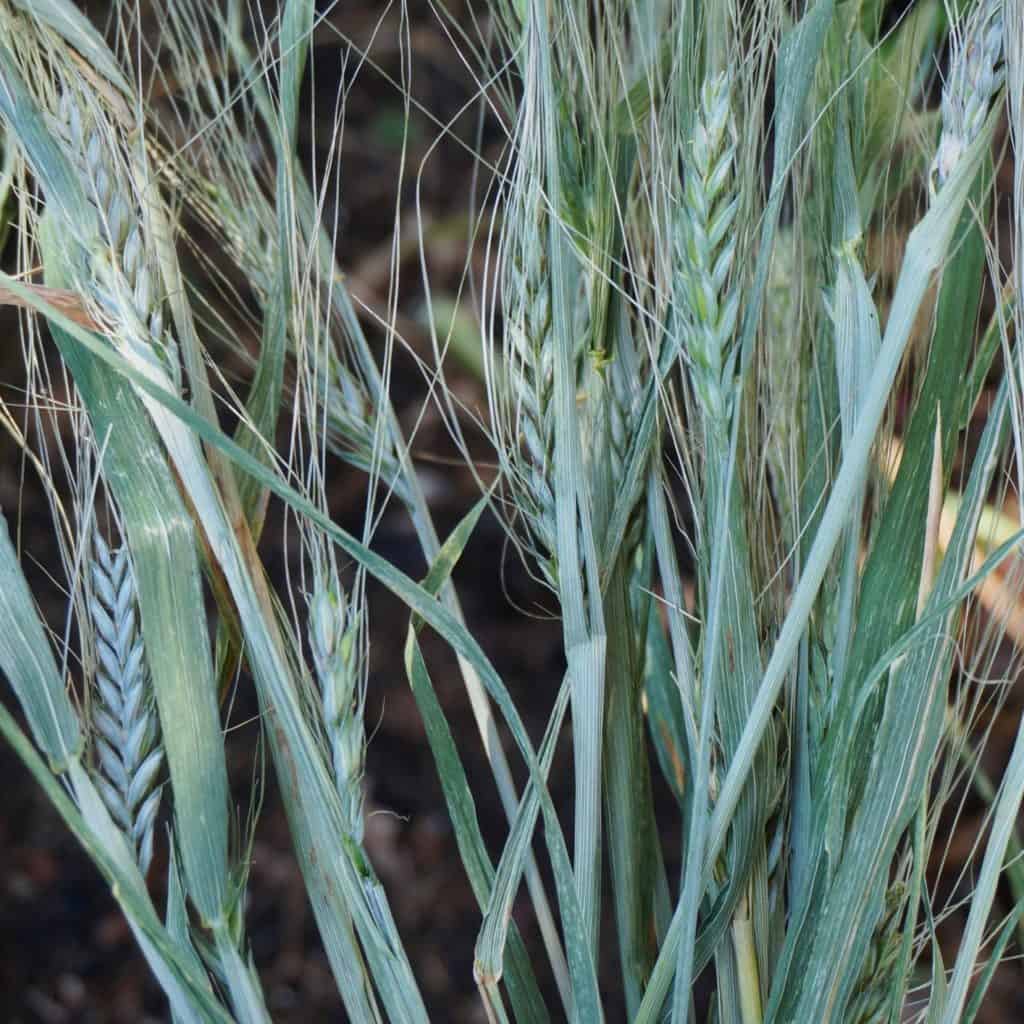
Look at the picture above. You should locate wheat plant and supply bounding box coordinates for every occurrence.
[1,0,1024,1022]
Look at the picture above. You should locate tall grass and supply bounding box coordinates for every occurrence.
[1,0,1024,1021]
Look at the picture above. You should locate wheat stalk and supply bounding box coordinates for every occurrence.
[87,530,163,874]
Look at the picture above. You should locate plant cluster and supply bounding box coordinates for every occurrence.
[1,1,1024,1022]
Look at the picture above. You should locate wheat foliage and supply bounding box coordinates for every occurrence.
[1,1,1024,1022]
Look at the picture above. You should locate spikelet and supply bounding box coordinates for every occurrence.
[88,531,163,874]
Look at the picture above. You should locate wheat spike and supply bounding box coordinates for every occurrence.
[324,357,409,507]
[88,531,163,874]
[308,574,365,841]
[931,0,1004,193]
[845,878,909,1023]
[503,197,560,578]
[57,89,180,389]
[678,71,741,432]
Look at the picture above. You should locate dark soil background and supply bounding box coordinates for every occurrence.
[0,2,1022,1021]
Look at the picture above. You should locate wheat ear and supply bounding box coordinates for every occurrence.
[57,89,178,388]
[324,357,409,506]
[501,193,560,579]
[931,0,1004,193]
[678,71,740,433]
[308,573,365,841]
[88,530,163,874]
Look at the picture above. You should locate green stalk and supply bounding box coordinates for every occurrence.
[731,892,764,1024]
[638,89,994,1024]
[220,20,571,1001]
[603,560,661,1014]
